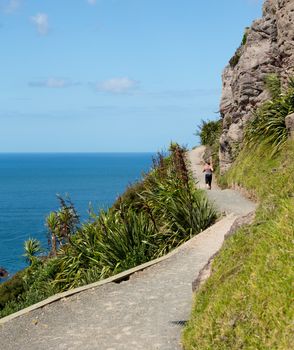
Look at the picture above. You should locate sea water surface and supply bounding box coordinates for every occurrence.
[0,153,153,277]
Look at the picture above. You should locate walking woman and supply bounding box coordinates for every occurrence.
[203,160,213,190]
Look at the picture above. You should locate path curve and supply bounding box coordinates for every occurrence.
[188,147,256,216]
[0,147,256,350]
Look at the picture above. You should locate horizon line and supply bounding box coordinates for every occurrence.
[0,151,157,154]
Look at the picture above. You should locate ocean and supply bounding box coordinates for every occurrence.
[0,153,153,277]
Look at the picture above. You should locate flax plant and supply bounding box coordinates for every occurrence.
[245,76,294,155]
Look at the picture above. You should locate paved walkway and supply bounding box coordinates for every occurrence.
[187,147,256,215]
[0,147,256,350]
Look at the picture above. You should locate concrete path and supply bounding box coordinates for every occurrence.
[0,147,256,350]
[187,147,256,216]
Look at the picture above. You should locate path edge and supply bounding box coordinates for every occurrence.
[0,214,236,325]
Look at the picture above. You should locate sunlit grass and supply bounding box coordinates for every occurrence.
[182,141,294,349]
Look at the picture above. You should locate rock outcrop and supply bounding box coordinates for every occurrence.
[219,0,294,174]
[285,112,294,139]
[0,267,8,278]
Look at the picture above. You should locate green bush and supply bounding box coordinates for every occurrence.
[264,73,281,99]
[245,77,294,155]
[196,118,222,175]
[229,50,241,68]
[112,180,146,212]
[0,271,26,309]
[229,29,248,68]
[241,32,248,46]
[196,119,222,147]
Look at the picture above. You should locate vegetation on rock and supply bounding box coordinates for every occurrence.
[245,76,294,156]
[196,118,222,175]
[196,119,222,148]
[229,29,248,68]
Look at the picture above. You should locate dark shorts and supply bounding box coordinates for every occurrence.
[205,174,212,187]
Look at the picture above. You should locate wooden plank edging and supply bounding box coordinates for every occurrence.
[0,214,236,325]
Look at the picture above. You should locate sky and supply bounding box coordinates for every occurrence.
[0,0,263,152]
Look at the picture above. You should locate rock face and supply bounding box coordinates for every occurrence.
[0,267,8,278]
[285,112,294,139]
[219,0,294,174]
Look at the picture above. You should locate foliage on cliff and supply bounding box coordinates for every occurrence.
[245,77,294,156]
[0,144,217,318]
[196,118,222,174]
[196,119,222,148]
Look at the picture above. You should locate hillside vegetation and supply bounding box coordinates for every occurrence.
[182,79,294,349]
[195,118,222,171]
[0,144,217,318]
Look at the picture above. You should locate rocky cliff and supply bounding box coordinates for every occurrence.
[219,0,294,174]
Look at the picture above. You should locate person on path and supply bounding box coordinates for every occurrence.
[203,161,213,190]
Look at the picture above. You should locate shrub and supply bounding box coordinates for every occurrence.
[229,29,248,68]
[0,271,26,309]
[245,77,294,155]
[23,238,42,265]
[241,31,248,46]
[46,196,80,256]
[196,119,222,147]
[196,118,222,175]
[229,50,241,68]
[264,73,281,99]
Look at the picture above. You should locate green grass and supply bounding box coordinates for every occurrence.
[224,143,294,201]
[182,141,294,349]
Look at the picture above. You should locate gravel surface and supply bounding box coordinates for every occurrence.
[187,147,257,216]
[0,147,256,350]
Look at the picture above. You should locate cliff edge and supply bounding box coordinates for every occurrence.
[219,0,294,173]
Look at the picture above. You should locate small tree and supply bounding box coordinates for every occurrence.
[23,238,42,265]
[46,196,80,256]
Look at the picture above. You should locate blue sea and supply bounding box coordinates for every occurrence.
[0,153,153,277]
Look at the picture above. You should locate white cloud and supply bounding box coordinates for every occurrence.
[87,0,97,5]
[31,13,49,35]
[29,78,79,88]
[96,77,139,94]
[4,0,22,13]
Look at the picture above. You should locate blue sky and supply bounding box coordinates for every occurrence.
[0,0,263,152]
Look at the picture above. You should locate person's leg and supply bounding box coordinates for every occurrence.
[205,174,210,189]
[208,174,212,189]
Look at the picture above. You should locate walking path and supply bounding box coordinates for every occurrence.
[0,147,256,350]
[187,147,255,216]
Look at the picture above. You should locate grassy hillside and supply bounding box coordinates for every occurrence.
[182,80,294,349]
